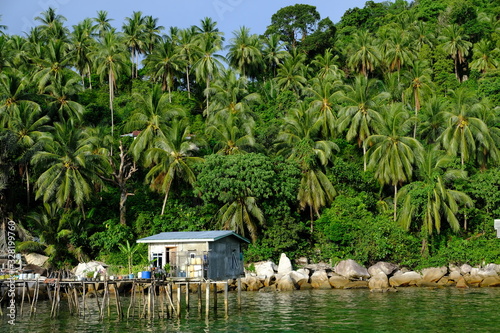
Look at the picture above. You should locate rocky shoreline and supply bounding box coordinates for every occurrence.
[238,254,500,292]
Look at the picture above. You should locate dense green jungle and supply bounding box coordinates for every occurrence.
[0,0,500,274]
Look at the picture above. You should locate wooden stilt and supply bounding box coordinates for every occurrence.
[197,282,202,314]
[224,282,229,317]
[205,280,210,318]
[237,277,242,310]
[213,281,218,313]
[127,281,135,318]
[176,283,181,318]
[185,282,190,310]
[82,281,86,318]
[20,281,26,316]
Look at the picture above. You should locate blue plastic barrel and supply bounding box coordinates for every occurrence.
[142,271,151,279]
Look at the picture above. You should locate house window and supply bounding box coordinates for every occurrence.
[152,252,163,268]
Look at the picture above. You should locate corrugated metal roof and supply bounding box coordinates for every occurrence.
[136,230,250,244]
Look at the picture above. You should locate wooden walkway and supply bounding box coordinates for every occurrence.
[0,277,242,320]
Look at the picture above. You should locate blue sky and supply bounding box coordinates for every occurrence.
[1,0,376,38]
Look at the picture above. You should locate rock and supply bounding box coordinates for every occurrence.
[480,276,500,287]
[344,281,369,289]
[299,282,313,290]
[483,263,500,274]
[389,271,422,287]
[263,275,276,287]
[368,262,398,277]
[422,267,447,283]
[277,253,293,275]
[456,276,469,288]
[295,257,309,266]
[297,268,310,277]
[277,274,296,291]
[259,285,277,293]
[245,276,264,291]
[437,276,454,286]
[464,275,483,286]
[73,261,108,277]
[477,268,498,278]
[22,264,47,276]
[334,259,370,280]
[24,253,49,267]
[460,264,472,275]
[369,272,389,291]
[329,276,350,289]
[254,261,276,277]
[310,270,331,289]
[416,280,439,288]
[449,271,462,282]
[289,271,309,286]
[304,262,334,272]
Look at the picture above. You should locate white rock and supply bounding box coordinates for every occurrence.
[254,261,276,277]
[25,253,49,267]
[368,262,397,276]
[460,264,472,274]
[277,253,293,275]
[334,259,370,279]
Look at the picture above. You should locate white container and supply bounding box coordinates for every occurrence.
[138,272,142,279]
[34,273,40,280]
[27,273,34,279]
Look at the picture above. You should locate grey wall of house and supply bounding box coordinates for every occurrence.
[207,237,244,280]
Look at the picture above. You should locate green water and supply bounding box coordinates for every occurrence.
[2,288,500,332]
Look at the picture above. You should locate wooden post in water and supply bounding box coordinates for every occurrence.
[237,277,242,310]
[213,281,217,313]
[185,282,190,310]
[20,281,26,315]
[205,280,210,318]
[197,282,202,314]
[82,281,86,318]
[176,283,181,318]
[224,281,228,317]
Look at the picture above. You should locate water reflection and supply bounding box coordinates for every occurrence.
[2,288,500,332]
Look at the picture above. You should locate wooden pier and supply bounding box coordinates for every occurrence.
[0,277,242,320]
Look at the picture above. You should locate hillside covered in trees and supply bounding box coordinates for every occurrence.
[1,0,500,272]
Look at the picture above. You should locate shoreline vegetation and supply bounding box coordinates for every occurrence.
[0,1,500,272]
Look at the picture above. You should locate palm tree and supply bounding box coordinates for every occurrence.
[34,7,68,41]
[439,88,491,166]
[419,96,448,145]
[311,49,343,81]
[206,70,260,121]
[403,60,433,138]
[398,147,472,253]
[44,73,85,123]
[366,103,424,221]
[144,118,204,215]
[70,20,96,88]
[275,102,338,231]
[346,30,381,77]
[0,69,38,126]
[92,30,130,138]
[123,11,147,79]
[261,34,288,77]
[470,39,499,73]
[93,10,113,38]
[337,75,390,171]
[206,112,257,155]
[305,77,342,139]
[216,195,264,242]
[177,27,201,98]
[192,34,226,115]
[32,122,110,212]
[439,24,472,82]
[142,37,185,100]
[5,101,51,205]
[33,39,73,92]
[275,53,307,95]
[410,21,435,52]
[125,84,185,161]
[143,15,164,54]
[226,26,263,79]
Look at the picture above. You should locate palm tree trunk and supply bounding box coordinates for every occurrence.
[205,78,210,117]
[160,178,174,215]
[393,184,398,221]
[363,145,367,172]
[186,66,191,98]
[119,188,128,226]
[309,206,314,233]
[25,164,30,207]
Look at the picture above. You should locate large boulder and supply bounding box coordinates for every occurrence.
[477,268,499,278]
[389,271,422,287]
[244,276,264,291]
[276,274,296,291]
[289,271,309,286]
[369,272,389,291]
[460,264,472,275]
[24,253,49,267]
[334,259,370,280]
[254,261,276,277]
[483,263,500,274]
[456,276,469,288]
[277,253,293,275]
[73,261,107,277]
[329,275,350,289]
[479,276,500,287]
[368,262,398,277]
[464,274,483,286]
[344,281,369,289]
[421,267,448,283]
[449,271,462,282]
[310,270,331,289]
